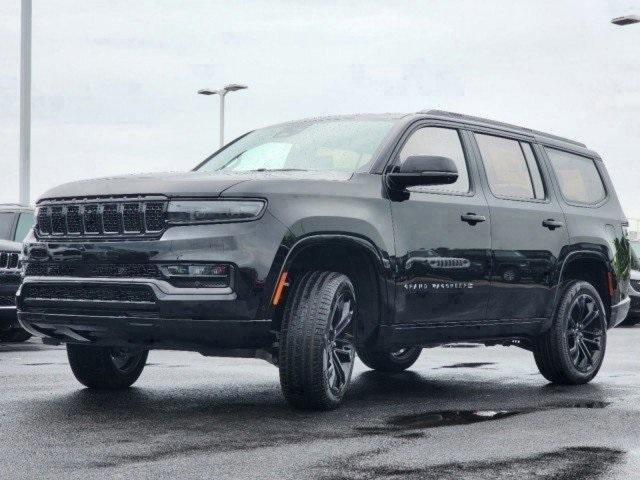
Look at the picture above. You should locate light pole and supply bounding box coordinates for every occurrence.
[197,84,248,148]
[611,15,640,26]
[19,0,32,205]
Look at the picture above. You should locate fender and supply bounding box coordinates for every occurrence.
[540,249,612,332]
[258,233,394,332]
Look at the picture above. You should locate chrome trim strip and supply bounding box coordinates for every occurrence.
[19,276,233,296]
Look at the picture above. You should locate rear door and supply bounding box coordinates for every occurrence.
[470,131,568,321]
[390,123,492,325]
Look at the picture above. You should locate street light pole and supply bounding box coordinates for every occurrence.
[197,84,248,148]
[19,0,32,206]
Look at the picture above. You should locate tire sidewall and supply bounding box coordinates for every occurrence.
[321,278,357,405]
[553,281,607,383]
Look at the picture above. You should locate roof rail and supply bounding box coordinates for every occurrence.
[421,109,586,148]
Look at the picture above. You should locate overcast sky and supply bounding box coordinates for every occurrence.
[0,0,639,217]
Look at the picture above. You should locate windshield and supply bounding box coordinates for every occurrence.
[0,213,14,241]
[195,118,395,173]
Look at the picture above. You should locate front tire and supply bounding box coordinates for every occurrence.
[534,280,607,385]
[357,346,421,373]
[279,271,357,410]
[67,344,148,390]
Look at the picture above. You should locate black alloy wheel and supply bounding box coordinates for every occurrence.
[535,280,607,385]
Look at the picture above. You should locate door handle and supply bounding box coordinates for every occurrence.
[461,213,487,225]
[542,218,564,230]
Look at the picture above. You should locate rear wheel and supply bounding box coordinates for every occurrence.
[534,280,607,385]
[279,271,357,410]
[357,345,422,373]
[0,328,32,343]
[67,344,148,390]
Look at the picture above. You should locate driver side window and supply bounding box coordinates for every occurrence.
[398,127,470,193]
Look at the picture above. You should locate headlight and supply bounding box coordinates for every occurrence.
[167,200,266,225]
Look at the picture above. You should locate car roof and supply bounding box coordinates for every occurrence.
[415,109,594,155]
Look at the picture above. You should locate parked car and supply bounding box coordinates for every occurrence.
[0,203,34,243]
[17,110,630,409]
[623,241,640,326]
[0,204,34,343]
[0,240,30,342]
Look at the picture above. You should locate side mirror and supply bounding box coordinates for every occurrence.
[386,155,459,190]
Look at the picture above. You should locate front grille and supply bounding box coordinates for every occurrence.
[22,284,156,303]
[35,197,168,240]
[0,295,15,307]
[25,263,163,279]
[0,252,20,270]
[631,279,640,293]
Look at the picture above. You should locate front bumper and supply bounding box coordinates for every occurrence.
[16,276,275,351]
[17,217,289,350]
[0,275,20,329]
[610,295,631,328]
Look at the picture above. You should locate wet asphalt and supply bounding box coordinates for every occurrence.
[1,328,640,479]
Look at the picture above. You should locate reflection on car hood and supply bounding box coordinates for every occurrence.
[38,170,353,200]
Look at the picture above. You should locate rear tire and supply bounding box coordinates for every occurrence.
[67,344,148,390]
[0,328,32,343]
[534,280,607,385]
[279,271,357,410]
[356,346,421,373]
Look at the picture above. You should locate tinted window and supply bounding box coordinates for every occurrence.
[546,148,606,204]
[399,127,469,193]
[0,213,14,240]
[14,212,34,242]
[476,134,544,200]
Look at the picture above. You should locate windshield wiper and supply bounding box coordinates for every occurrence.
[250,168,309,172]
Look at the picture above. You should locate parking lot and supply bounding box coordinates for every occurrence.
[1,327,639,479]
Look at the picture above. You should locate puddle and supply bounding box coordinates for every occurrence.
[317,446,624,480]
[438,362,495,369]
[22,362,67,366]
[356,401,609,435]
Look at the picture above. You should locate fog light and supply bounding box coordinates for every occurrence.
[160,264,228,277]
[159,263,231,288]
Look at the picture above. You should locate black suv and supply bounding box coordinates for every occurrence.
[0,204,34,342]
[17,111,631,410]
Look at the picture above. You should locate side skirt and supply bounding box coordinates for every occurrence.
[377,318,546,350]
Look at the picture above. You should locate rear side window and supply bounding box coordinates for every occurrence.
[399,127,470,193]
[475,134,545,200]
[545,148,606,204]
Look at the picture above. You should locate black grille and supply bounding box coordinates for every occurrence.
[0,252,20,270]
[36,197,167,239]
[0,295,15,306]
[25,263,163,279]
[631,279,640,293]
[22,284,156,303]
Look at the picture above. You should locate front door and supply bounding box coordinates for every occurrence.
[471,132,569,320]
[390,125,492,326]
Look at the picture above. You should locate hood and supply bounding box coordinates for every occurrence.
[0,239,21,252]
[39,170,352,201]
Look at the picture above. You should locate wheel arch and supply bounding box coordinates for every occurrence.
[545,249,614,330]
[264,233,393,345]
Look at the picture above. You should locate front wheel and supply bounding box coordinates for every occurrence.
[279,271,357,410]
[534,280,607,385]
[67,344,148,390]
[356,346,422,373]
